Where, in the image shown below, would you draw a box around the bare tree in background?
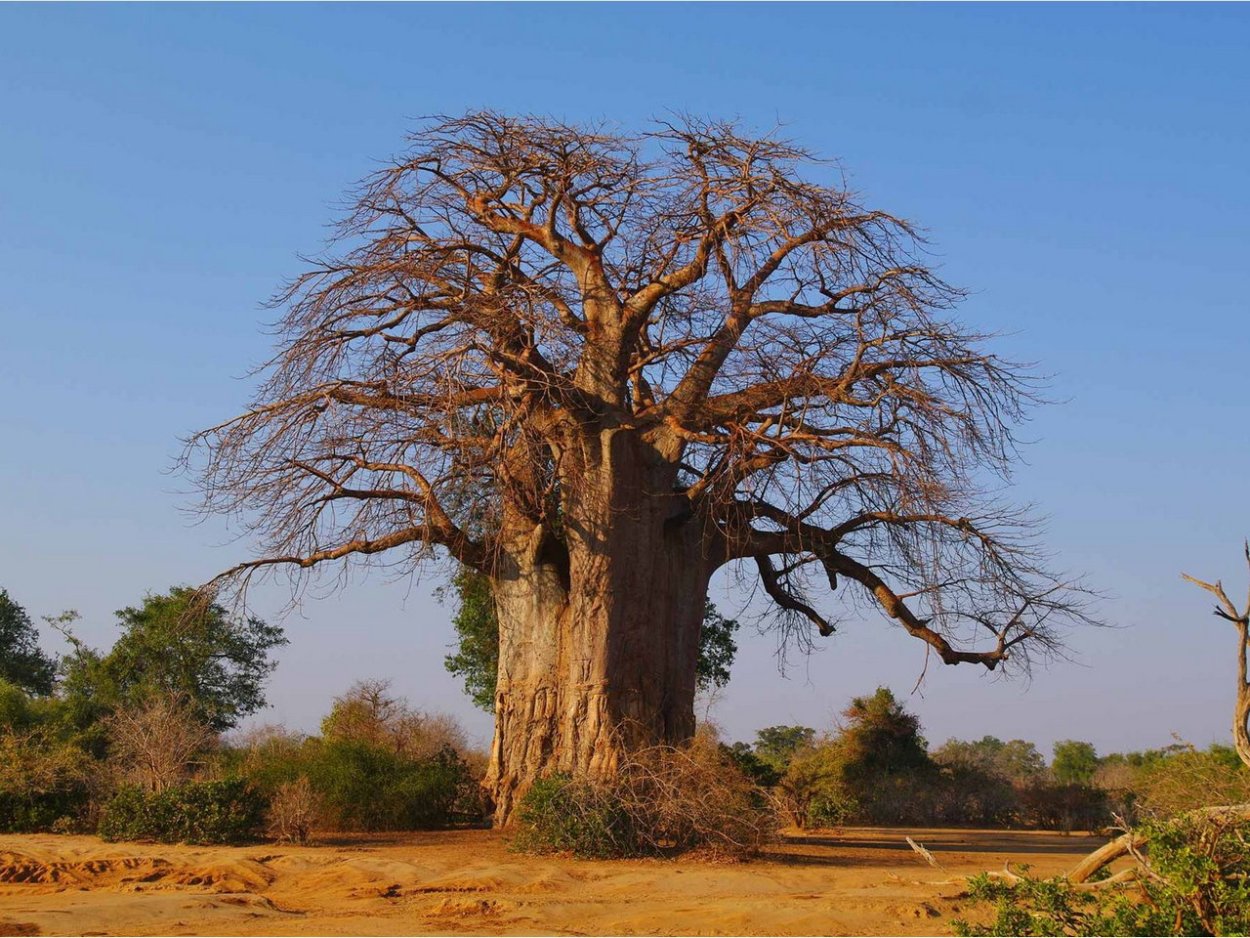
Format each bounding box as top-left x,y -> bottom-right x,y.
188,113 -> 1093,823
1183,542 -> 1250,769
321,678 -> 468,759
107,692 -> 214,793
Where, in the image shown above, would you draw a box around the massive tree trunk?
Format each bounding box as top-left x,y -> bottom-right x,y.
483,427 -> 712,824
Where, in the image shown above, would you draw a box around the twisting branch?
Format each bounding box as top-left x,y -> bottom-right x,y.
185,111 -> 1092,676
1182,540 -> 1250,769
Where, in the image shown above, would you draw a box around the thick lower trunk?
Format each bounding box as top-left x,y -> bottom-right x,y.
482,429 -> 711,825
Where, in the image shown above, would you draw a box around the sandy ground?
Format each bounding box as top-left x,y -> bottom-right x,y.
0,827 -> 1107,937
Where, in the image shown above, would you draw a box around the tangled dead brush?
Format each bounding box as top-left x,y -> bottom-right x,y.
266,775 -> 322,844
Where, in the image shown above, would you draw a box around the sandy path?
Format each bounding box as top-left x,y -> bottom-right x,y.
0,827 -> 1106,936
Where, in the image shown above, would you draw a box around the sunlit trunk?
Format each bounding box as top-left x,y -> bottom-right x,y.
482,428 -> 710,825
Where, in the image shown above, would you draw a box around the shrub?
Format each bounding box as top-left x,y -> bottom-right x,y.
513,774 -> 634,858
952,811 -> 1250,936
1017,782 -> 1110,833
0,789 -> 91,834
309,740 -> 470,831
1135,747 -> 1250,818
0,729 -> 97,833
778,740 -> 851,828
267,776 -> 321,844
806,790 -> 858,828
613,737 -> 776,857
99,778 -> 266,844
227,723 -> 474,832
514,739 -> 776,859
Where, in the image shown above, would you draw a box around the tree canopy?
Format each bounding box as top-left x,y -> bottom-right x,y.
186,113 -> 1097,818
838,687 -> 931,779
60,586 -> 287,732
1051,740 -> 1099,786
190,111 -> 1092,671
0,589 -> 56,696
933,735 -> 1046,783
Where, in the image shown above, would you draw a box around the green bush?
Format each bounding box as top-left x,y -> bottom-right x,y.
952,812 -> 1250,936
98,778 -> 266,844
806,790 -> 858,828
306,740 -> 469,831
0,789 -> 90,834
0,729 -> 97,833
512,774 -> 635,858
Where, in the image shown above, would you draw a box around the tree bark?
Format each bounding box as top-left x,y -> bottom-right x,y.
482,427 -> 712,825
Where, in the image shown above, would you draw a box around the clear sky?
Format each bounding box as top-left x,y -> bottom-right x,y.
2,4 -> 1248,758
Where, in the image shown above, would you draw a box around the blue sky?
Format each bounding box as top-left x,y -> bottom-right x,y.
2,4 -> 1247,756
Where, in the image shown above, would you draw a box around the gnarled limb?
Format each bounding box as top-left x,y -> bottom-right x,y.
1182,541 -> 1250,769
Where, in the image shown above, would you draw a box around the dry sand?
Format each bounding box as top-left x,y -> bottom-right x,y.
0,827 -> 1106,936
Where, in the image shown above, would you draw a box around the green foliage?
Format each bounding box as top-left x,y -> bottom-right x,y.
442,569 -> 498,711
695,601 -> 739,690
752,725 -> 816,776
60,586 -> 287,732
722,741 -> 782,787
444,569 -> 740,711
512,774 -> 634,859
777,738 -> 851,828
0,678 -> 35,731
229,718 -> 478,832
98,778 -> 266,845
0,589 -> 56,696
934,736 -> 1046,783
307,740 -> 469,831
953,813 -> 1250,936
1052,740 -> 1099,785
0,728 -> 96,833
840,687 -> 932,779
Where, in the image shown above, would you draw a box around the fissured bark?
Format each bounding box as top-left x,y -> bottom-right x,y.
482,427 -> 711,824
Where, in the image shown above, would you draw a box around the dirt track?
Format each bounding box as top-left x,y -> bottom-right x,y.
0,827 -> 1107,936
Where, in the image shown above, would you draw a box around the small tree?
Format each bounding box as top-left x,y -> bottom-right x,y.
106,692 -> 214,793
60,586 -> 287,732
752,725 -> 817,776
839,687 -> 931,780
321,678 -> 468,759
1051,740 -> 1099,786
0,589 -> 56,697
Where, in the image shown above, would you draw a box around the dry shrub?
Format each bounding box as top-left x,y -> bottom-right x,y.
1136,747 -> 1250,818
267,775 -> 321,844
616,735 -> 777,858
515,734 -> 776,860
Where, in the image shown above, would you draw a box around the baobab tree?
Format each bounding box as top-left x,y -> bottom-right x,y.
189,113 -> 1092,823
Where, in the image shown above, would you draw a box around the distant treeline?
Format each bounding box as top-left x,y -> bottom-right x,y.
721,687 -> 1249,831
3,586 -> 1246,844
